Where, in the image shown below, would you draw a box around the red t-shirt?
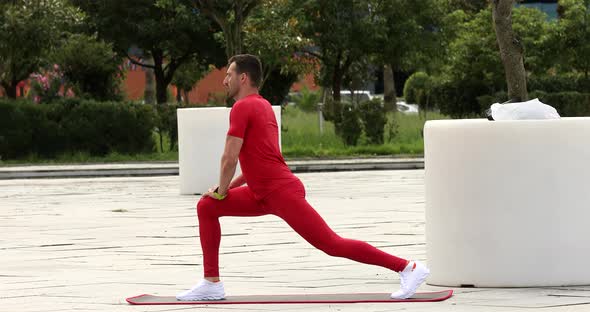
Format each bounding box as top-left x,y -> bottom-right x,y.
227,94 -> 298,200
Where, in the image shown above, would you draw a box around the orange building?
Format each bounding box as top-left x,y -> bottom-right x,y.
124,65 -> 318,105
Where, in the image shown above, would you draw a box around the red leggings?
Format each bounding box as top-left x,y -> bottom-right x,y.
196,179 -> 408,277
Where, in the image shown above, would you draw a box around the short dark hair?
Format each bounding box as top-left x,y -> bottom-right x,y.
228,54 -> 262,87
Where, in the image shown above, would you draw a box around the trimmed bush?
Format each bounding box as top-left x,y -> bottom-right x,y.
404,72 -> 433,110
0,99 -> 156,159
528,75 -> 590,93
337,105 -> 361,146
431,80 -> 491,118
476,91 -> 509,112
359,99 -> 386,145
529,91 -> 590,117
476,91 -> 590,117
155,104 -> 179,152
293,87 -> 322,112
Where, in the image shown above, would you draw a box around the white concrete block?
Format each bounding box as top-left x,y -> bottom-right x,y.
424,118 -> 590,287
177,106 -> 281,195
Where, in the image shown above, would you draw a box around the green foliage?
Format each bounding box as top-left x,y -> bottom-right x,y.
244,0 -> 313,86
172,59 -> 210,103
555,0 -> 590,77
0,0 -> 83,97
403,72 -> 433,109
476,91 -> 590,117
295,0 -> 379,102
293,87 -> 322,112
373,0 -> 444,73
529,91 -> 590,117
260,68 -> 299,106
154,104 -> 179,152
321,97 -> 340,123
442,0 -> 489,14
528,74 -> 590,93
74,0 -> 225,104
358,99 -> 386,145
52,34 -> 124,101
337,105 -> 362,146
0,99 -> 156,159
431,6 -> 558,117
190,0 -> 261,58
431,79 -> 490,118
281,106 -> 447,158
511,7 -> 556,75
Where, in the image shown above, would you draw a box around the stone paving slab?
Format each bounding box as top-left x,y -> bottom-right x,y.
1,170 -> 589,312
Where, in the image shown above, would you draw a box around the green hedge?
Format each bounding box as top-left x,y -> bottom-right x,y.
530,91 -> 590,117
528,75 -> 590,93
0,99 -> 156,160
477,91 -> 590,117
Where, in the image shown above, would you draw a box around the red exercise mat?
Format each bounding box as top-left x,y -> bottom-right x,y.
126,289 -> 453,305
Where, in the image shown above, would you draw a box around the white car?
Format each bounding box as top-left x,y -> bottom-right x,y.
371,94 -> 419,114
396,101 -> 419,114
340,90 -> 373,104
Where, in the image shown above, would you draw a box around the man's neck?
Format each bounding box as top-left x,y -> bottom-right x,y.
234,88 -> 259,101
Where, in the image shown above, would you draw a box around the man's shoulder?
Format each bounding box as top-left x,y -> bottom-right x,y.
234,95 -> 270,110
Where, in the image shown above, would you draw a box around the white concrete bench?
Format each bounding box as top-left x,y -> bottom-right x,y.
177,106 -> 281,195
424,118 -> 590,287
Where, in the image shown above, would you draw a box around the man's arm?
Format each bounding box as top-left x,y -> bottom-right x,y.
217,135 -> 243,195
229,174 -> 246,189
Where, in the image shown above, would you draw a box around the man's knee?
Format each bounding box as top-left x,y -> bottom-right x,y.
196,196 -> 216,218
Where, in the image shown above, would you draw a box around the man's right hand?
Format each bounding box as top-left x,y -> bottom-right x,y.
202,186 -> 218,198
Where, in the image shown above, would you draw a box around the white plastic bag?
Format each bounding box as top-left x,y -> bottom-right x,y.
489,98 -> 560,120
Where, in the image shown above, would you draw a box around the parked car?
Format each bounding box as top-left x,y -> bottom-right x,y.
396,101 -> 419,114
372,94 -> 420,114
340,90 -> 373,105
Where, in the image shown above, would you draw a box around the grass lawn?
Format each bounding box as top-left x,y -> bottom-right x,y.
281,105 -> 448,158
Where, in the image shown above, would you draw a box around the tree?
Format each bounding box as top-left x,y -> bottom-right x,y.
373,0 -> 444,111
443,0 -> 489,14
296,0 -> 379,117
191,0 -> 261,58
556,0 -> 590,79
74,0 -> 225,104
243,0 -> 312,88
492,0 -> 528,101
172,58 -> 211,105
0,0 -> 83,98
244,0 -> 314,105
52,34 -> 124,101
511,7 -> 555,76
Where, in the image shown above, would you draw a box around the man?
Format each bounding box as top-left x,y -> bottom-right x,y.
176,54 -> 429,301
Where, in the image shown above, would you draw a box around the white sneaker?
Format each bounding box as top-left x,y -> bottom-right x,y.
391,261 -> 430,299
176,279 -> 225,301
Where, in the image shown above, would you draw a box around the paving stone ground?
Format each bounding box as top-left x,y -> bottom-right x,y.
2,170 -> 589,312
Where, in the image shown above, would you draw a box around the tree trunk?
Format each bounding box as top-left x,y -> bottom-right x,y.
153,53 -> 168,105
183,90 -> 190,106
492,0 -> 528,101
383,64 -> 396,112
1,80 -> 18,99
332,62 -> 343,120
144,57 -> 156,105
176,88 -> 182,103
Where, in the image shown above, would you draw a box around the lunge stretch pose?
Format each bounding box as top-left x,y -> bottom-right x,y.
176,54 -> 430,301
